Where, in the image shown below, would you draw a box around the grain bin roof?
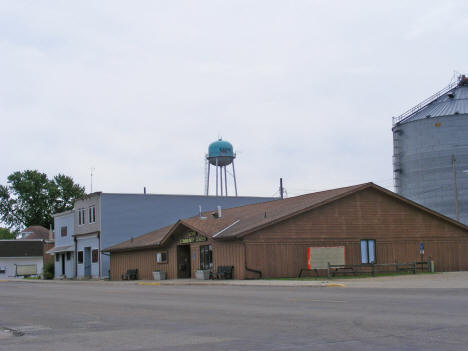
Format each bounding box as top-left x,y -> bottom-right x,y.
395,76 -> 468,125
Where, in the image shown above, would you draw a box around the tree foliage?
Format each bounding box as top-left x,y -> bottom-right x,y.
0,170 -> 85,230
0,227 -> 15,239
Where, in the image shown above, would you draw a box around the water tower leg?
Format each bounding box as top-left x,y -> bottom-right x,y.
205,162 -> 210,196
220,164 -> 224,196
232,160 -> 238,196
224,166 -> 228,196
216,158 -> 219,196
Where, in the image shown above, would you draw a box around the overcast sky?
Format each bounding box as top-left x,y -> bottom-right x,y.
1,1 -> 467,197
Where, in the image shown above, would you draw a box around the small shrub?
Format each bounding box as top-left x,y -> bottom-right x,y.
43,262 -> 54,280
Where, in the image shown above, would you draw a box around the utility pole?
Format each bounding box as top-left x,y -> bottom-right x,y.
280,178 -> 284,199
452,155 -> 460,221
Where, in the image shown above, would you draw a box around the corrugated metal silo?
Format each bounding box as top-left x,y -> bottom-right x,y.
393,75 -> 468,224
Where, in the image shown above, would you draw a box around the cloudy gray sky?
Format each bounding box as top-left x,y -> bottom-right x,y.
1,1 -> 467,197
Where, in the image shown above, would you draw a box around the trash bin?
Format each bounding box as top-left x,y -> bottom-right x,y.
152,271 -> 166,280
195,270 -> 210,280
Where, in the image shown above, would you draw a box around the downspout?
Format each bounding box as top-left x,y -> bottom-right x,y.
243,241 -> 262,279
99,194 -> 103,277
97,231 -> 101,279
74,236 -> 77,278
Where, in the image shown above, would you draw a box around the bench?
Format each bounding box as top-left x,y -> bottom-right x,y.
328,266 -> 357,277
122,269 -> 138,280
216,266 -> 234,280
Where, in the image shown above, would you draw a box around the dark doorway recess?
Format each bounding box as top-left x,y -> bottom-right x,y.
177,245 -> 191,278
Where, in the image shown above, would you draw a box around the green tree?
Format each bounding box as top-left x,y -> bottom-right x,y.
0,170 -> 85,230
0,227 -> 15,239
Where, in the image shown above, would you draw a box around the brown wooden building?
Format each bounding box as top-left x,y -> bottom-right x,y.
104,183 -> 468,280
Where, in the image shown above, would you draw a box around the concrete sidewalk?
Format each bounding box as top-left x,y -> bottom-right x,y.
2,271 -> 468,288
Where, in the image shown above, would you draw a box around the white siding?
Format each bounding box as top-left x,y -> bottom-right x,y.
0,257 -> 43,278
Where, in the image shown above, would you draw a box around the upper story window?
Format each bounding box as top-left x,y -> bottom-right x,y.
89,206 -> 96,223
360,239 -> 376,264
60,226 -> 67,237
78,208 -> 86,225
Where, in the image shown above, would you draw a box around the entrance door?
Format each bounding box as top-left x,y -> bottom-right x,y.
177,245 -> 191,278
61,253 -> 66,276
84,247 -> 92,277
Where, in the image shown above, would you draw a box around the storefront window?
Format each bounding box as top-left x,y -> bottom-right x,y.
156,251 -> 168,263
200,245 -> 213,270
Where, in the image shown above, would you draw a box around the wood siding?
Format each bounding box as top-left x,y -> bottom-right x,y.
110,226 -> 245,280
110,187 -> 468,280
243,188 -> 468,277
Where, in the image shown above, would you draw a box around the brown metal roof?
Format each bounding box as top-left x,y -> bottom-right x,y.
0,240 -> 44,257
104,183 -> 368,252
104,182 -> 468,253
20,225 -> 50,240
181,183 -> 368,240
104,224 -> 175,252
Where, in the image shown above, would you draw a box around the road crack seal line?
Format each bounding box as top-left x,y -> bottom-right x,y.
1,327 -> 24,337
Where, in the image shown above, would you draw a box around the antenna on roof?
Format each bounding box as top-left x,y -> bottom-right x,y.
90,167 -> 95,193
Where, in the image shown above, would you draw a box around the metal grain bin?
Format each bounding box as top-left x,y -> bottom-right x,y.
392,75 -> 468,224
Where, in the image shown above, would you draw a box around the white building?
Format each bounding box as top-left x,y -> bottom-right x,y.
0,240 -> 45,278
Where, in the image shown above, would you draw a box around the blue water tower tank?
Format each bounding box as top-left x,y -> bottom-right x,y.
207,139 -> 235,166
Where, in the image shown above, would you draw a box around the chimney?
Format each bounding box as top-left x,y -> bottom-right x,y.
49,224 -> 54,241
217,205 -> 222,218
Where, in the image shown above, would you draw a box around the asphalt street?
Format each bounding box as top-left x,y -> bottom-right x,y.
1,279 -> 467,350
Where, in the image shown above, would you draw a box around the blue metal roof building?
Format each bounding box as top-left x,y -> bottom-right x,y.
64,192 -> 277,278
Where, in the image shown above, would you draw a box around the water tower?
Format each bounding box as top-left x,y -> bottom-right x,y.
204,139 -> 238,196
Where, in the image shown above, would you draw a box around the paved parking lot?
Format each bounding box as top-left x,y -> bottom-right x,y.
1,274 -> 468,350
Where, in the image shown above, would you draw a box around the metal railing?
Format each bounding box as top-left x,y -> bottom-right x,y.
327,260 -> 433,278
392,81 -> 458,126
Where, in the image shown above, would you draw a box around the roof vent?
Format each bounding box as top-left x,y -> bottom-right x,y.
212,206 -> 222,218
448,92 -> 455,98
198,205 -> 207,220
